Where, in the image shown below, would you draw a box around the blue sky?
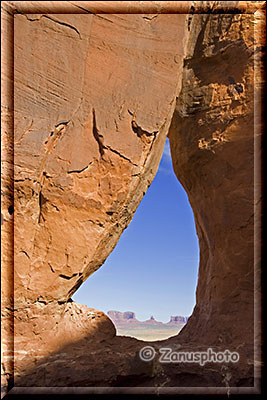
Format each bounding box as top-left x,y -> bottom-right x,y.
73,138 -> 199,323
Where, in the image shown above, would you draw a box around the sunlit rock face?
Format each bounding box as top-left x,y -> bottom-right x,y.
12,13 -> 187,307
1,0 -> 264,392
1,4 -> 190,391
168,3 -> 264,361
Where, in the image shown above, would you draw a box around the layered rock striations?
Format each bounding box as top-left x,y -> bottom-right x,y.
168,2 -> 264,358
1,0 -> 264,393
2,3 -> 190,391
12,12 -> 188,308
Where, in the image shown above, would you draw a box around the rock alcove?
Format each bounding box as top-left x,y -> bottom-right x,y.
72,137 -> 199,342
1,1 -> 263,392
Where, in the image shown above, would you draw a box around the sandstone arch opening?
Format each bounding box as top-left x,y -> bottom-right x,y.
73,138 -> 199,341
3,4 -> 261,391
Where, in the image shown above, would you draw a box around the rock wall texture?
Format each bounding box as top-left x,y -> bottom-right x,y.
168,1 -> 264,350
12,12 -> 187,307
1,0 -> 265,395
1,2 -> 190,393
166,0 -> 264,387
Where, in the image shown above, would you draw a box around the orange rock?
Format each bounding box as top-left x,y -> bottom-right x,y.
13,11 -> 188,306
1,0 -> 264,392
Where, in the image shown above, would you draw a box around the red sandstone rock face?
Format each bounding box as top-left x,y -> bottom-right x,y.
168,3 -> 264,356
13,12 -> 188,307
1,0 -> 264,394
1,2 -> 190,392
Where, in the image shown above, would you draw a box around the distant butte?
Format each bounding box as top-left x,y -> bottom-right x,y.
107,311 -> 188,326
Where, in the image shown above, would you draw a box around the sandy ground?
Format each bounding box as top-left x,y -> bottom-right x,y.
116,324 -> 183,341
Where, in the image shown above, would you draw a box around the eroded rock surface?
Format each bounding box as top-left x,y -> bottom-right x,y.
168,3 -> 264,359
1,0 -> 264,394
12,12 -> 188,307
2,3 -> 190,392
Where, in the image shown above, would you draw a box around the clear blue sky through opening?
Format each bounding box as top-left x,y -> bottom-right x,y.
73,138 -> 199,323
